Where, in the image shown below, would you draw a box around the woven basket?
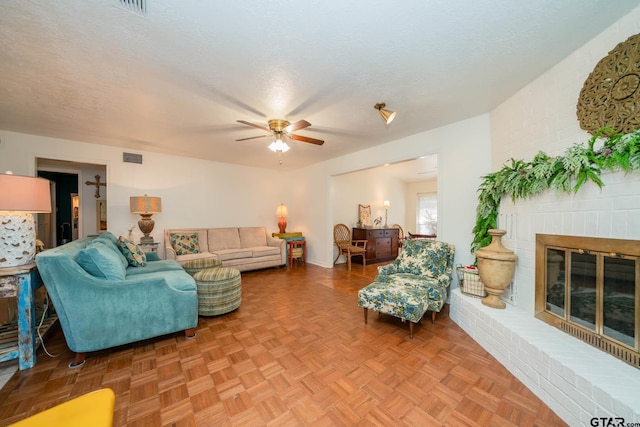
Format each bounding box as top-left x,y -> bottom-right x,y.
456,265 -> 486,298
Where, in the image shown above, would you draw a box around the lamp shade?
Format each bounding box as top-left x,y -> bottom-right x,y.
379,108 -> 396,124
268,138 -> 290,153
275,203 -> 288,218
0,173 -> 51,213
374,102 -> 396,125
383,200 -> 390,208
130,196 -> 162,214
0,173 -> 51,267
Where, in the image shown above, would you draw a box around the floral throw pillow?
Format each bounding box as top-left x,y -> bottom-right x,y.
117,236 -> 147,267
170,233 -> 200,256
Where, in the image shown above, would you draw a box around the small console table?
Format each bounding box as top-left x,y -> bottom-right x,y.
0,263 -> 56,370
272,232 -> 306,266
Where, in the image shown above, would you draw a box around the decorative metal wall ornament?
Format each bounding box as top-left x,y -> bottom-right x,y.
576,33 -> 640,136
85,174 -> 106,198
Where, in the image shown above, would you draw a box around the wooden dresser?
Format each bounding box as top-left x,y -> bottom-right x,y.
352,227 -> 399,264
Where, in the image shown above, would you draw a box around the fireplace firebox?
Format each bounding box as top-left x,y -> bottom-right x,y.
535,234 -> 639,368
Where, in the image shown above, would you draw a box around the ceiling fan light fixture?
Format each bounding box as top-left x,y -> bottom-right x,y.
268,137 -> 290,153
236,119 -> 324,146
374,102 -> 396,125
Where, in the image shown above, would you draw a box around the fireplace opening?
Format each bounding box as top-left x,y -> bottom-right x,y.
535,234 -> 639,369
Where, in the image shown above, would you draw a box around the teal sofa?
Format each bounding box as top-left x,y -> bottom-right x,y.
35,232 -> 198,367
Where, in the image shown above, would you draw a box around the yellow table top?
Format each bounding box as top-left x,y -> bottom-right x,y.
272,232 -> 303,238
10,388 -> 115,427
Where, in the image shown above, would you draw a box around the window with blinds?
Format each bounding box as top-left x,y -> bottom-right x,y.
416,192 -> 437,236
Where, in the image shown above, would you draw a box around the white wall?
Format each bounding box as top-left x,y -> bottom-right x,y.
333,168 -> 406,228
490,6 -> 640,314
294,114 -> 492,277
450,6 -> 640,425
1,111 -> 492,273
331,167 -> 438,259
0,130 -> 290,257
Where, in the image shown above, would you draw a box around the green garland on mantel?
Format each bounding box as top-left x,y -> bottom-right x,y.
471,127 -> 640,254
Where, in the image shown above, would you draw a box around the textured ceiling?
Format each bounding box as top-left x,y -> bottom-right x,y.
1,1 -> 638,171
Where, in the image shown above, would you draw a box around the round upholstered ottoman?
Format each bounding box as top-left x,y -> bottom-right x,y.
193,267 -> 241,316
182,258 -> 221,276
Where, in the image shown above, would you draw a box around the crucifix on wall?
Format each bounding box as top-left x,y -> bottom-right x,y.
85,174 -> 106,198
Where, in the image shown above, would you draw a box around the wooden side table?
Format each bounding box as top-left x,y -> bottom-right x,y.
272,233 -> 306,267
0,263 -> 55,370
138,242 -> 159,253
287,239 -> 306,266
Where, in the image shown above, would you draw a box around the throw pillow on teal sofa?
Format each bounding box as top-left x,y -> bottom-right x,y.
75,240 -> 127,280
117,236 -> 147,267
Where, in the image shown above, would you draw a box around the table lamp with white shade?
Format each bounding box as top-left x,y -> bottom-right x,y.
0,172 -> 52,268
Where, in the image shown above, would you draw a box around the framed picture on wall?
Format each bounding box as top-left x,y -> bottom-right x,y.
358,204 -> 371,227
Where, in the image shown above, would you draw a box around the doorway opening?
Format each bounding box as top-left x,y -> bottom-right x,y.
331,154 -> 438,265
36,159 -> 107,248
332,155 -> 438,234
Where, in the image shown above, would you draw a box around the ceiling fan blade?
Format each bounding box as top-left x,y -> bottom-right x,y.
236,134 -> 269,142
284,120 -> 311,133
237,120 -> 271,132
289,134 -> 324,145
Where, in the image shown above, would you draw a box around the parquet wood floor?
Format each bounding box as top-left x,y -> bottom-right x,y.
0,263 -> 566,426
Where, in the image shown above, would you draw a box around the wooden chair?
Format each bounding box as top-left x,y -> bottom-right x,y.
333,223 -> 367,270
391,224 -> 405,247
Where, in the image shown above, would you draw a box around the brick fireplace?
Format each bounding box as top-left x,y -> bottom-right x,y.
463,6 -> 640,424
450,170 -> 640,425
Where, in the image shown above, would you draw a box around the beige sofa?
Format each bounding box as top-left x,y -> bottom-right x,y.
164,227 -> 286,272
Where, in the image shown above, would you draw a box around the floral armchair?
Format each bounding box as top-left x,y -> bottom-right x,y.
357,238 -> 455,338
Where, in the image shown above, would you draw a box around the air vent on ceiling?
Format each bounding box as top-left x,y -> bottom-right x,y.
123,152 -> 143,164
118,0 -> 146,16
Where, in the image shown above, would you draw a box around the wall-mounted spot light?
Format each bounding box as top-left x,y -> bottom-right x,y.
374,102 -> 396,125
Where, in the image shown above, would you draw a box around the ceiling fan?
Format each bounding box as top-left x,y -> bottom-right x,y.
236,119 -> 325,150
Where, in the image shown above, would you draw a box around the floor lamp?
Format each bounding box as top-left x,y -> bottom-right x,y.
0,172 -> 52,268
